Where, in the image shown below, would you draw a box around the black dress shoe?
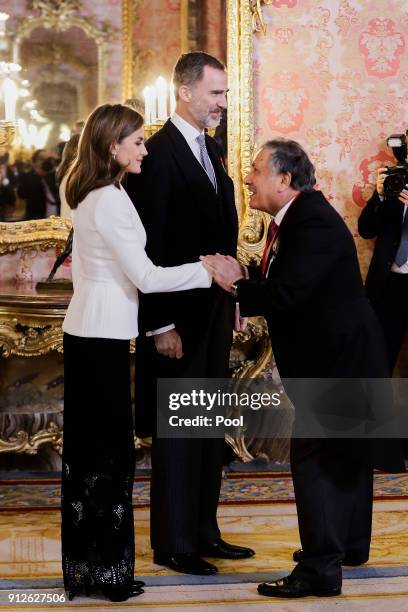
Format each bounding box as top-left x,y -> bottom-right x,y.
258,575 -> 341,598
200,538 -> 255,559
153,552 -> 218,575
293,548 -> 368,566
67,580 -> 145,602
101,582 -> 144,603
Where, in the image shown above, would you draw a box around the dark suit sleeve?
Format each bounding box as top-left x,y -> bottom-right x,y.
126,146 -> 177,332
358,190 -> 386,239
17,173 -> 30,199
247,265 -> 262,281
236,215 -> 343,316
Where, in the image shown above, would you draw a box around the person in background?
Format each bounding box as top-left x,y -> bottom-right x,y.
17,149 -> 60,219
358,165 -> 408,375
72,119 -> 85,135
123,98 -> 144,115
56,133 -> 80,218
62,103 -> 213,602
0,152 -> 17,221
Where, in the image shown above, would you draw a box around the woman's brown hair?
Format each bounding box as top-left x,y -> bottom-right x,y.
65,104 -> 144,209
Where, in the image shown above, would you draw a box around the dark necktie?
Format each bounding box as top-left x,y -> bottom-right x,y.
261,219 -> 279,275
196,134 -> 217,191
395,210 -> 408,267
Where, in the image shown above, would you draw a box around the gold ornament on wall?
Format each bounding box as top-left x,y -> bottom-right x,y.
31,0 -> 81,27
250,0 -> 273,34
228,0 -> 269,262
0,121 -> 16,155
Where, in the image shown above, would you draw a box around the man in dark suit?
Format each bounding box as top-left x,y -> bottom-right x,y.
126,51 -> 254,575
17,149 -> 60,220
0,152 -> 17,221
358,166 -> 408,373
202,139 -> 405,598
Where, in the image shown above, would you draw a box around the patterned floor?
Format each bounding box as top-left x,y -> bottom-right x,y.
0,472 -> 408,609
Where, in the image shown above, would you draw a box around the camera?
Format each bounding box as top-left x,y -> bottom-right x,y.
383,132 -> 408,198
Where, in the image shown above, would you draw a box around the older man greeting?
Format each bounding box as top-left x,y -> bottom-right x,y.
202,139 -> 404,599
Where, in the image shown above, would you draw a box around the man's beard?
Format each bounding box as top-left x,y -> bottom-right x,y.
203,112 -> 222,129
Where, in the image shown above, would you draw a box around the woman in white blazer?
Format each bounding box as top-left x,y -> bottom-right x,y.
61,104 -> 212,603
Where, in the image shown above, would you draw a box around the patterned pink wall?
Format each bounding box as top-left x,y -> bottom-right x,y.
253,0 -> 408,277
203,0 -> 226,62
132,0 -> 181,96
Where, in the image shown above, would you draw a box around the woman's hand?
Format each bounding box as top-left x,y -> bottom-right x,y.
200,253 -> 245,292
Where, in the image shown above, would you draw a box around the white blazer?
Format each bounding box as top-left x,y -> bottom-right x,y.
63,184 -> 211,339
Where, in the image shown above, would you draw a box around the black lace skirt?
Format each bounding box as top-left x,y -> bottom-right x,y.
62,333 -> 136,594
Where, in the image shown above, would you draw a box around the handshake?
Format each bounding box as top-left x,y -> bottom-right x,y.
200,253 -> 246,293
200,253 -> 248,333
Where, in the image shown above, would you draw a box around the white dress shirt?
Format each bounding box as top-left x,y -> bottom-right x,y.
63,184 -> 211,340
262,195 -> 298,279
274,195 -> 297,226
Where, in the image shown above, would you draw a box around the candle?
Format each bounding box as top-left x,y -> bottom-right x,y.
143,86 -> 151,124
169,80 -> 176,115
156,76 -> 167,121
150,85 -> 157,123
2,76 -> 17,122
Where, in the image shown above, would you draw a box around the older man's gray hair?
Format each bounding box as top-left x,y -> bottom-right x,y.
262,139 -> 316,192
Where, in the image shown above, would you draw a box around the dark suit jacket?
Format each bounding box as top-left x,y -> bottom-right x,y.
17,170 -> 60,220
125,119 -> 238,436
0,168 -> 16,220
236,189 -> 404,472
358,190 -> 403,303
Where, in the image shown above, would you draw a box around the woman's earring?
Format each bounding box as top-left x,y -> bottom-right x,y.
112,150 -> 117,160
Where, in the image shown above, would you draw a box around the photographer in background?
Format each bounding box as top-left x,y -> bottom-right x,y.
0,152 -> 17,221
358,133 -> 408,374
17,149 -> 60,219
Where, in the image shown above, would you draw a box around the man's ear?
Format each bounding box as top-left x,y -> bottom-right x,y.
281,172 -> 291,187
178,85 -> 192,102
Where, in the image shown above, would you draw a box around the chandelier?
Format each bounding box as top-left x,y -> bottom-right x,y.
0,12 -> 50,154
0,13 -> 20,150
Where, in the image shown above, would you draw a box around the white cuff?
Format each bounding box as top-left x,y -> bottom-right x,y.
146,324 -> 176,337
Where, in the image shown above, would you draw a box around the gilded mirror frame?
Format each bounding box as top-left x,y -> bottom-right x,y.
12,7 -> 109,105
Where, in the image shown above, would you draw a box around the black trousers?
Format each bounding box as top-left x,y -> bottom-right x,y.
136,298 -> 234,553
373,271 -> 408,373
142,334 -> 229,553
62,333 -> 136,593
150,436 -> 223,553
290,438 -> 373,589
